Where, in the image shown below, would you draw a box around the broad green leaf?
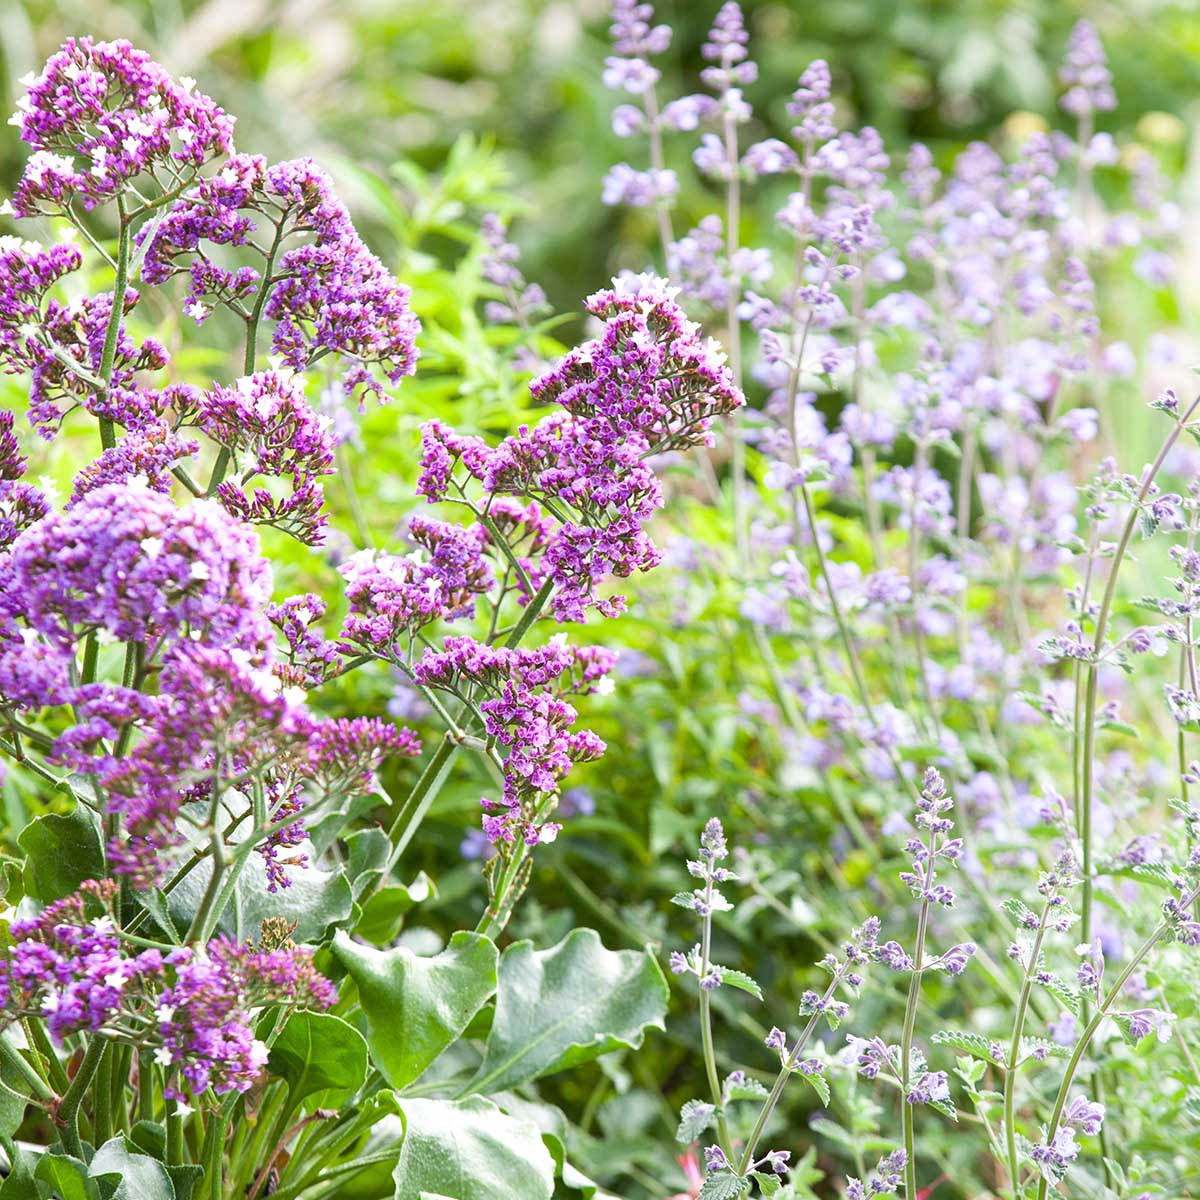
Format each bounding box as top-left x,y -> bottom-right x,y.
390,1096 -> 554,1200
168,849 -> 352,945
0,1069 -> 29,1142
468,928 -> 668,1094
89,1137 -> 176,1200
35,1154 -> 98,1200
19,804 -> 104,902
334,929 -> 498,1089
344,828 -> 392,899
356,873 -> 437,944
268,1011 -> 368,1104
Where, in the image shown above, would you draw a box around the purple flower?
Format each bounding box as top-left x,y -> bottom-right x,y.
140,155 -> 420,401
10,39 -> 234,217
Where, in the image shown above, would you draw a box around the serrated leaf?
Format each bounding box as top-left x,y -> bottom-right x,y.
676,1098 -> 717,1144
1001,898 -> 1037,928
670,891 -> 699,909
931,1030 -> 998,1062
714,967 -> 762,1000
752,1172 -> 783,1196
1040,975 -> 1081,1017
928,1097 -> 958,1121
696,1173 -> 750,1200
1019,1037 -> 1071,1061
725,1077 -> 769,1102
801,1071 -> 831,1106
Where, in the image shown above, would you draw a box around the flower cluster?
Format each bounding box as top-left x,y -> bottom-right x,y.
338,519 -> 495,657
139,154 -> 420,399
0,881 -> 333,1098
196,370 -> 336,543
418,277 -> 742,621
9,37 -> 235,216
413,635 -> 613,844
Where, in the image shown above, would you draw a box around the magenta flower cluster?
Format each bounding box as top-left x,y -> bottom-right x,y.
0,881 -> 333,1098
414,635 -> 614,845
419,278 -> 742,622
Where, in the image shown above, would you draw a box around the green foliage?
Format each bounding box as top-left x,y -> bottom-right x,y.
389,1096 -> 556,1200
466,928 -> 669,1095
333,929 -> 498,1090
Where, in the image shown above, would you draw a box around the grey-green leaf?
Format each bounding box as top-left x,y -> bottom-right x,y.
696,1174 -> 750,1200
390,1096 -> 554,1200
467,928 -> 668,1095
676,1098 -> 717,1144
89,1137 -> 176,1200
19,804 -> 103,902
714,967 -> 762,1001
268,1010 -> 368,1104
333,929 -> 498,1090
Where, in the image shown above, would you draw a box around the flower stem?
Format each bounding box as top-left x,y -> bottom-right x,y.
1033,899 -> 1190,1200
1004,900 -> 1052,1193
698,875 -> 733,1155
58,1036 -> 108,1159
737,976 -> 839,1174
1080,394 -> 1200,946
96,198 -> 130,452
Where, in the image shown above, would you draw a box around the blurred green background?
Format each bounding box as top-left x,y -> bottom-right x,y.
4,0 -> 1200,319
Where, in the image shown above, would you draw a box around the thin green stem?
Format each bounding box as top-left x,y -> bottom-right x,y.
738,976 -> 839,1174
1080,395 -> 1200,945
96,198 -> 131,451
1004,900 -> 1052,1193
698,875 -> 733,1155
1033,900 -> 1191,1200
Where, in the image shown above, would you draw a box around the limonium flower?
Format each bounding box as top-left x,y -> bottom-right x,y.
418,276 -> 742,621
0,881 -> 334,1098
413,635 -> 614,845
140,154 -> 420,400
9,37 -> 235,216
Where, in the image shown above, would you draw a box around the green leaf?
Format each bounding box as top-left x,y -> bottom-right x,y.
268,1011 -> 368,1104
467,928 -> 668,1095
696,1174 -> 750,1200
1019,1037 -> 1070,1061
34,1155 -> 98,1200
931,1030 -> 999,1062
1041,976 -> 1081,1017
169,851 -> 352,945
344,828 -> 392,899
927,1097 -> 958,1122
19,804 -> 104,902
89,1137 -> 176,1200
714,967 -> 762,1000
333,929 -> 498,1090
725,1076 -> 769,1102
801,1070 -> 831,1107
752,1173 -> 783,1197
390,1096 -> 554,1200
356,872 -> 437,944
676,1098 -> 717,1144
